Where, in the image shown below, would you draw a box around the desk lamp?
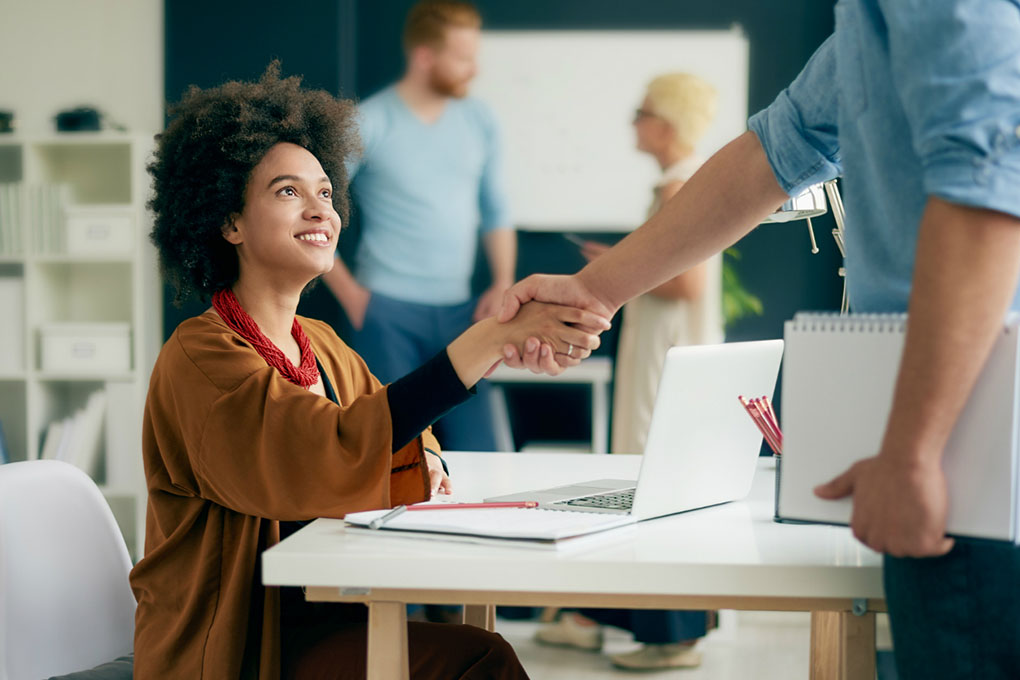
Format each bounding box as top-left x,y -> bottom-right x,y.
760,179 -> 849,313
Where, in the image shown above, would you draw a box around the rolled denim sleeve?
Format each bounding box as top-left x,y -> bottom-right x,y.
878,0 -> 1020,219
748,34 -> 843,197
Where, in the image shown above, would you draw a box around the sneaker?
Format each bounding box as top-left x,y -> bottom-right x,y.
534,614 -> 604,651
609,643 -> 703,670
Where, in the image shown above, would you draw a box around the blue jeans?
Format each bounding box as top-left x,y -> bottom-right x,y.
353,292 -> 498,452
579,608 -> 707,645
884,539 -> 1020,679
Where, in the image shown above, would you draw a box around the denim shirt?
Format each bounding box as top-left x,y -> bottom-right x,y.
748,0 -> 1020,313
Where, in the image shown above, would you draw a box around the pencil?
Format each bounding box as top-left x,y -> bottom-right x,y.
739,396 -> 782,455
751,398 -> 783,449
407,501 -> 539,510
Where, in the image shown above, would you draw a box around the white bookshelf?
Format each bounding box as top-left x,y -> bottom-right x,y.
0,132 -> 161,559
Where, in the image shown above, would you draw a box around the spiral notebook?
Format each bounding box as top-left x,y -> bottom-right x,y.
343,506 -> 635,547
779,313 -> 1020,543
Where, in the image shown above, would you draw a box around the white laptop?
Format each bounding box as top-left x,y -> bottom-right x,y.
485,340 -> 784,521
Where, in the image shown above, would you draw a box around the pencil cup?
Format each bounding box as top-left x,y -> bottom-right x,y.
771,456 -> 812,525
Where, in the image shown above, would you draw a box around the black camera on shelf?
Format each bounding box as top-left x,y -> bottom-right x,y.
0,110 -> 14,134
55,107 -> 102,132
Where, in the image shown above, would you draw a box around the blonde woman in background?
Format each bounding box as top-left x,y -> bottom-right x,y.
595,72 -> 724,456
535,73 -> 722,672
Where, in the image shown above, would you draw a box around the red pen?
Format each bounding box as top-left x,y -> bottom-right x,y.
407,501 -> 538,510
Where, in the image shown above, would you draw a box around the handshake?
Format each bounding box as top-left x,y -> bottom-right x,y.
495,272 -> 616,376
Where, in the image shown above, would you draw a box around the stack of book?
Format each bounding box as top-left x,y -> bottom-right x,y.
38,389 -> 107,478
0,183 -> 25,256
0,275 -> 23,374
0,182 -> 71,256
28,183 -> 71,255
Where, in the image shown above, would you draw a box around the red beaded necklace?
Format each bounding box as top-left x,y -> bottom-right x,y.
212,289 -> 319,389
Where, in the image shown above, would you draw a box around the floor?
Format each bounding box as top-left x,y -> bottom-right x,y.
495,611 -> 894,679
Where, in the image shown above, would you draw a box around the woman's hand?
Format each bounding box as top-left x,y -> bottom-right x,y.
447,300 -> 606,387
426,451 -> 452,497
497,274 -> 613,375
501,301 -> 602,368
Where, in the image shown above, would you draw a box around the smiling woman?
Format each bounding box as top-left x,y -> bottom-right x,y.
149,62 -> 356,306
220,143 -> 344,308
131,63 -> 597,679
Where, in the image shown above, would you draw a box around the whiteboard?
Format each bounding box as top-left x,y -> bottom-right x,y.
472,29 -> 749,231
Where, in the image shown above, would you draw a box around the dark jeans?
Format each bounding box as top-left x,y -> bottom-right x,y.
884,539 -> 1020,679
354,292 -> 498,451
579,608 -> 708,645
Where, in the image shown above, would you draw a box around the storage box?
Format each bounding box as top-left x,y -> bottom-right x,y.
64,205 -> 134,256
39,322 -> 131,374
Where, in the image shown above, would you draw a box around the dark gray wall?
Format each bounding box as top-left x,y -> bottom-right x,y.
163,0 -> 842,341
162,0 -> 842,444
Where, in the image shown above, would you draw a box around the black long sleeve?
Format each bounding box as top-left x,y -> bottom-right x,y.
386,348 -> 475,453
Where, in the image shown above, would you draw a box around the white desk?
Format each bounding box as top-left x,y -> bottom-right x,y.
263,452 -> 884,680
487,356 -> 613,453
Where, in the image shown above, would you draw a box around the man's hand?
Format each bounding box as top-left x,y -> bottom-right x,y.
473,282 -> 511,322
498,273 -> 613,324
580,240 -> 611,263
343,285 -> 371,331
814,454 -> 954,557
321,258 -> 373,331
425,452 -> 452,497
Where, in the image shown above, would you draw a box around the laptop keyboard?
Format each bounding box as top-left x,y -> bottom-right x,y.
554,488 -> 636,511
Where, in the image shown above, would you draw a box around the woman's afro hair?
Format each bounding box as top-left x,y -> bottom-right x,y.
148,61 -> 359,304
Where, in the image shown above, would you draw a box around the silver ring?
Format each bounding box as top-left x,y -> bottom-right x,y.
567,344 -> 574,357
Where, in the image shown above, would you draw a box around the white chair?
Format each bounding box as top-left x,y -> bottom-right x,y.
0,460 -> 136,680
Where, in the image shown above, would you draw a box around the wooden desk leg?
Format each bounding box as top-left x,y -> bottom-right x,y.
462,604 -> 496,631
367,601 -> 409,680
810,610 -> 876,680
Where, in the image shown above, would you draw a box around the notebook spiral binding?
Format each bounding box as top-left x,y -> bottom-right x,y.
790,312 -> 907,334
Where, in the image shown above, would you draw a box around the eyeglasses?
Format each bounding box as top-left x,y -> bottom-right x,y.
632,108 -> 660,122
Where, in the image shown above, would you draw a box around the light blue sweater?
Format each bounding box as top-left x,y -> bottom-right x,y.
347,86 -> 511,306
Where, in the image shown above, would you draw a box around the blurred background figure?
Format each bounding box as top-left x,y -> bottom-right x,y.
536,72 -> 722,672
599,72 -> 724,457
323,0 -> 514,452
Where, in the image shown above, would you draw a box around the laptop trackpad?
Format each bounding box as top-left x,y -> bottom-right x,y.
484,479 -> 637,504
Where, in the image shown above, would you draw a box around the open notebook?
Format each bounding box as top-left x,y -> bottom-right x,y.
343,506 -> 635,548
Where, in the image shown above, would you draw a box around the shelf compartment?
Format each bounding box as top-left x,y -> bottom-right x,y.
32,254 -> 134,264
32,141 -> 132,204
0,380 -> 28,462
0,145 -> 23,183
35,371 -> 135,382
0,268 -> 26,375
31,260 -> 132,325
29,379 -> 108,480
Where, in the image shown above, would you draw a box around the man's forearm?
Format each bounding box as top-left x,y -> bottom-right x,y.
577,131 -> 790,314
881,198 -> 1020,463
483,228 -> 517,286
